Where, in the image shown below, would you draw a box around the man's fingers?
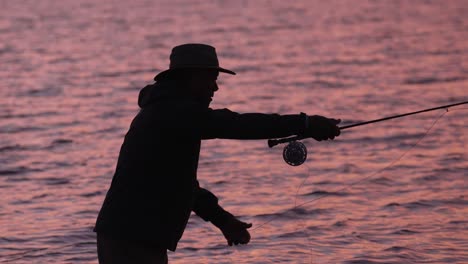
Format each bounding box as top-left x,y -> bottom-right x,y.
332,118 -> 341,124
328,118 -> 341,137
243,223 -> 253,229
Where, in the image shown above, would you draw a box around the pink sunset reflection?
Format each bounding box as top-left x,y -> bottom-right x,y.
1,0 -> 467,263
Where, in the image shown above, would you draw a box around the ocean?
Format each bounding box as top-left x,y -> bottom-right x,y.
1,0 -> 467,263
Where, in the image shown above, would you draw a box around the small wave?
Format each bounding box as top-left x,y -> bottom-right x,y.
48,56 -> 83,65
277,230 -> 307,239
448,220 -> 468,225
288,207 -> 309,216
313,180 -> 337,185
344,259 -> 388,264
80,191 -> 103,198
322,58 -> 381,66
0,236 -> 29,243
0,144 -> 29,152
0,166 -> 39,176
179,247 -> 199,252
10,198 -> 33,205
391,229 -> 419,235
95,68 -> 155,78
51,139 -> 73,145
213,180 -> 227,185
24,86 -> 63,97
75,209 -> 99,215
0,125 -> 44,134
416,174 -> 440,181
32,194 -> 48,199
0,111 -> 57,119
255,207 -> 328,219
398,197 -> 467,210
332,220 -> 348,227
0,44 -> 15,55
404,76 -> 465,85
339,163 -> 360,173
302,190 -> 348,197
42,177 -> 71,185
368,176 -> 394,186
251,95 -> 276,100
402,200 -> 434,209
384,246 -> 411,252
46,139 -> 74,150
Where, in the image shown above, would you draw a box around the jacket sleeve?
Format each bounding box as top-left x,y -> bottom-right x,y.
201,108 -> 307,140
192,182 -> 233,228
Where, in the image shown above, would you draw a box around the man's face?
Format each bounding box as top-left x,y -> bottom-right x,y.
188,69 -> 219,106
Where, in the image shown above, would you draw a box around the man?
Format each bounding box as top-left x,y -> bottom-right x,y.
94,43 -> 340,263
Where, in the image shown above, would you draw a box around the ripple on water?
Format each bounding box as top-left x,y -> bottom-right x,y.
1,166 -> 41,179
384,246 -> 412,252
255,207 -> 330,221
79,191 -> 104,198
22,86 -> 63,97
301,190 -> 350,197
0,111 -> 58,119
344,259 -> 395,264
383,196 -> 467,213
332,219 -> 349,227
367,176 -> 395,186
384,202 -> 401,207
41,177 -> 71,186
0,144 -> 31,152
390,229 -> 419,235
404,76 -> 466,85
51,139 -> 73,145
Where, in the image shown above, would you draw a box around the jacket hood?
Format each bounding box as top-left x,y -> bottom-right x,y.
138,80 -> 188,108
138,80 -> 214,109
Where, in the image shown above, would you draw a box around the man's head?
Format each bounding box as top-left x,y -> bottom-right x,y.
171,68 -> 220,106
155,44 -> 235,106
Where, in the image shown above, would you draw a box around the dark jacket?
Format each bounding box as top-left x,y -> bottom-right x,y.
94,80 -> 307,251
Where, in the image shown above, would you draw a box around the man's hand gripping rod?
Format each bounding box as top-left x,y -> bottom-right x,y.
268,101 -> 468,148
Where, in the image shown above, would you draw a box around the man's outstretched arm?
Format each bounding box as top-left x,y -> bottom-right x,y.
201,108 -> 340,141
192,183 -> 252,246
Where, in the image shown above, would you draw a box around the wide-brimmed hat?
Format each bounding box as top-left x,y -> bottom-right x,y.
154,43 -> 236,80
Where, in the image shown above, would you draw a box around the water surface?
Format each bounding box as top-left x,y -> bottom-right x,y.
1,0 -> 467,263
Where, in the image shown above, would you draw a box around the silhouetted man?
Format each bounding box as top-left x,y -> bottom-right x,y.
94,43 -> 341,264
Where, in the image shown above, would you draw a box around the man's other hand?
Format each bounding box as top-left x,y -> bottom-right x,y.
218,216 -> 252,246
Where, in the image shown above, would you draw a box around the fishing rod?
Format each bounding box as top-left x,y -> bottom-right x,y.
269,101 -> 468,166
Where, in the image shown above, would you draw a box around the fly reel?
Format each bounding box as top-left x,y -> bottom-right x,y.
282,141 -> 307,166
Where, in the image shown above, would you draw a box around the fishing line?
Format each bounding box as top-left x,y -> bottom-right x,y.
292,163 -> 315,264
253,105 -> 467,232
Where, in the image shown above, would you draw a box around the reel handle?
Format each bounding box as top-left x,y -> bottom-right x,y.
268,136 -> 304,148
